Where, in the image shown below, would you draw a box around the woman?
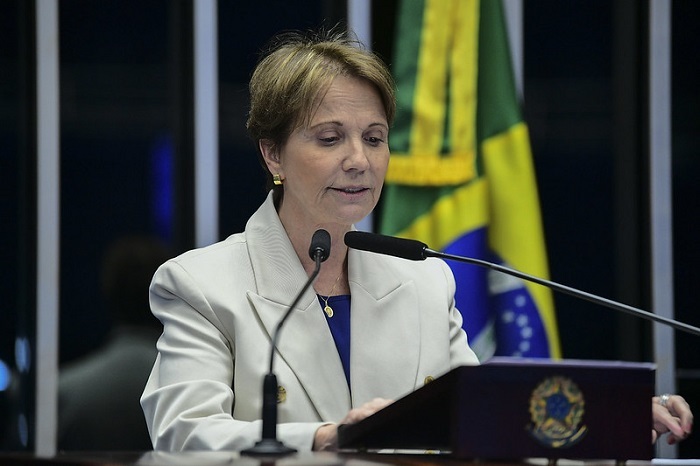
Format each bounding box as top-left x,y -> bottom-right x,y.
141,29 -> 692,452
141,30 -> 479,452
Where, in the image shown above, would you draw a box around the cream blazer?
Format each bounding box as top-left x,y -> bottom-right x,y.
141,193 -> 479,452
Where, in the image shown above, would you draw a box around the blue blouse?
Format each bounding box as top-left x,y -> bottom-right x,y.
317,294 -> 351,386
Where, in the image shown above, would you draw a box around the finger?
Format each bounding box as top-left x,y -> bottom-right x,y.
652,398 -> 693,444
367,397 -> 394,411
667,396 -> 694,433
658,396 -> 693,437
342,398 -> 393,424
652,401 -> 681,436
353,398 -> 392,418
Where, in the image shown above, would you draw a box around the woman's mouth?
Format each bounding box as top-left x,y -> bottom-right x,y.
337,187 -> 367,193
331,186 -> 370,198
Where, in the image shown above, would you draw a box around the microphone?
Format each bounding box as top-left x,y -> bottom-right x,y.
344,231 -> 700,337
242,229 -> 331,456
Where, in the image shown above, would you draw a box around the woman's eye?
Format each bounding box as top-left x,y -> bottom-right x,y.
365,136 -> 385,145
319,136 -> 339,145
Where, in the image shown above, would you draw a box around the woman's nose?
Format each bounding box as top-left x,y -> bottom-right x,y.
342,139 -> 371,171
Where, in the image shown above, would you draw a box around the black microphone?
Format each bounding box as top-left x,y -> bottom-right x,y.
242,229 -> 331,456
344,230 -> 700,337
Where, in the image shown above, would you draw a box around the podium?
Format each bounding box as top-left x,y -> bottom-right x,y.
338,358 -> 655,461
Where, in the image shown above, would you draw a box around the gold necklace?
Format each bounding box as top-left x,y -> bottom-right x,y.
320,272 -> 342,318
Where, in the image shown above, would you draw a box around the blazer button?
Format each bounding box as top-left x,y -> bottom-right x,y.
424,376 -> 435,385
277,385 -> 287,404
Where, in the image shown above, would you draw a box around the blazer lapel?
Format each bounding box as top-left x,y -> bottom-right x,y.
347,248 -> 421,406
245,197 -> 350,421
247,292 -> 351,421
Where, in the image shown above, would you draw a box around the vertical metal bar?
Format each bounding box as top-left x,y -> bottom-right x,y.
649,0 -> 676,459
194,0 -> 219,247
348,0 -> 374,232
35,0 -> 60,457
348,0 -> 371,47
503,0 -> 523,99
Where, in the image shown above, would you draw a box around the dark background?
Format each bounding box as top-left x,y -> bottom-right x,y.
1,0 -> 698,456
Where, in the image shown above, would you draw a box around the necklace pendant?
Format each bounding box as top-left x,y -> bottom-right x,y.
324,304 -> 334,318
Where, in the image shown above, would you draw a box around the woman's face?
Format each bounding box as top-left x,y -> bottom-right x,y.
262,75 -> 390,230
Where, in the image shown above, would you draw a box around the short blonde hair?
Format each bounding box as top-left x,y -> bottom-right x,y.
246,28 -> 396,193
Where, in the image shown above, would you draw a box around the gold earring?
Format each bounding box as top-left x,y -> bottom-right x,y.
272,174 -> 283,186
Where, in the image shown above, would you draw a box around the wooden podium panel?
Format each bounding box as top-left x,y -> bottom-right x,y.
338,358 -> 655,461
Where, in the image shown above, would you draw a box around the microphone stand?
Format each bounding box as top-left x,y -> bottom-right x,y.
424,248 -> 700,337
242,233 -> 328,456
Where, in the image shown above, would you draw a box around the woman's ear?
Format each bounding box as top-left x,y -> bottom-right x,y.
259,139 -> 281,174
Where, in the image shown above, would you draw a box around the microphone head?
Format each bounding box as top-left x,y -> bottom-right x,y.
308,229 -> 331,262
344,231 -> 427,261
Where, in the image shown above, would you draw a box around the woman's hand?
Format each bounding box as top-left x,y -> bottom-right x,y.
313,398 -> 393,451
652,394 -> 693,444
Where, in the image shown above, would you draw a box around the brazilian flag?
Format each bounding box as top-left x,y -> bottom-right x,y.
380,0 -> 561,360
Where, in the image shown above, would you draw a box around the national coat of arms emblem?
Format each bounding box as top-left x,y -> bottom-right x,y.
528,376 -> 587,448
